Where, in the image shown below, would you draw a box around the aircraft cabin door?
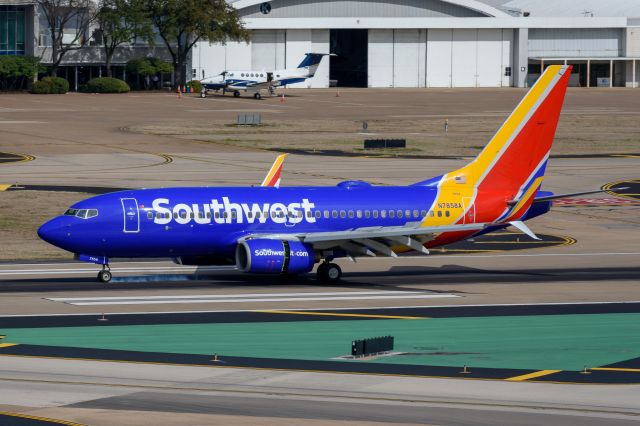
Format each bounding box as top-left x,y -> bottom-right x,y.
121,198 -> 140,233
462,197 -> 476,224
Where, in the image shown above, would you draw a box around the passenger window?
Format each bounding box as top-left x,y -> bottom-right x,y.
373,210 -> 378,218
215,212 -> 220,219
232,212 -> 237,219
340,210 -> 346,218
156,212 -> 162,219
348,210 -> 354,218
365,210 -> 370,218
421,210 -> 427,218
380,210 -> 386,218
397,210 -> 403,218
223,212 -> 228,219
206,212 -> 211,219
389,210 -> 395,218
173,212 -> 179,219
445,210 -> 450,217
315,210 -> 321,218
437,211 -> 442,217
180,212 -> 187,219
429,211 -> 434,217
147,212 -> 153,219
271,211 -> 277,219
324,210 -> 329,219
247,212 -> 253,219
357,210 -> 362,218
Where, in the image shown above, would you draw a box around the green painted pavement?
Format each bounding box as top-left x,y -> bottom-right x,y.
3,313 -> 639,371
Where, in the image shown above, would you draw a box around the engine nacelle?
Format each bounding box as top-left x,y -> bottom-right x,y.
236,239 -> 315,274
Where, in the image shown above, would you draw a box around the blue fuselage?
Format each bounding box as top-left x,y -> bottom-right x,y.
38,182 -> 552,261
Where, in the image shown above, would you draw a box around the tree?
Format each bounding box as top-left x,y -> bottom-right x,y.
96,0 -> 154,77
126,57 -> 171,89
37,0 -> 97,76
145,0 -> 249,87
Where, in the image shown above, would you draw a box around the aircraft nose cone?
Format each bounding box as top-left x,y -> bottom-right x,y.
38,217 -> 69,248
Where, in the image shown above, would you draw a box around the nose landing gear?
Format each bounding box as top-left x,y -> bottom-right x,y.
317,262 -> 342,282
97,265 -> 112,283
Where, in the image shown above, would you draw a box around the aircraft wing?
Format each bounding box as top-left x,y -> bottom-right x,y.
242,222 -> 488,258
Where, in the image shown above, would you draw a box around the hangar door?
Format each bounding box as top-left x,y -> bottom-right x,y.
427,29 -> 511,87
368,29 -> 425,87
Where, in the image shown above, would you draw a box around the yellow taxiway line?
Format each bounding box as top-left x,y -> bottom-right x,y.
256,309 -> 427,320
505,369 -> 561,382
0,411 -> 85,426
591,367 -> 640,373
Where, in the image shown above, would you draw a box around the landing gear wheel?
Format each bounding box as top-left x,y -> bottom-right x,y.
200,91 -> 206,98
233,91 -> 241,98
253,92 -> 262,100
97,269 -> 112,283
317,262 -> 342,282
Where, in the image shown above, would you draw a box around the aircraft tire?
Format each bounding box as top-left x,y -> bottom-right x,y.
254,93 -> 261,100
97,270 -> 112,283
200,92 -> 206,98
318,263 -> 341,282
233,91 -> 241,98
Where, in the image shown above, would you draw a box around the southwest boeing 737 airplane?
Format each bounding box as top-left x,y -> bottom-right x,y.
200,53 -> 332,99
40,65 -> 592,283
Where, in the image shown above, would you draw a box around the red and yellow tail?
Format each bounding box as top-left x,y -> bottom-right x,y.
423,64 -> 572,230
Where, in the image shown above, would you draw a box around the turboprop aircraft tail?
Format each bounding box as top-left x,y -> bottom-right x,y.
416,65 -> 572,225
297,53 -> 332,77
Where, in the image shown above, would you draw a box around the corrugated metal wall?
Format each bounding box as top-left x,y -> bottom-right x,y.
529,28 -> 623,58
240,0 -> 485,18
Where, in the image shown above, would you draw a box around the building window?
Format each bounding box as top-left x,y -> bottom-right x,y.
0,6 -> 26,55
505,67 -> 512,77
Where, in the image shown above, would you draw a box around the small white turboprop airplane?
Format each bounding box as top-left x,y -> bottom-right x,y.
200,53 -> 332,99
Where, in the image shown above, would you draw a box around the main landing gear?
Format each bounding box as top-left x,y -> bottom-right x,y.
97,265 -> 112,283
253,92 -> 262,100
233,91 -> 241,98
317,262 -> 342,282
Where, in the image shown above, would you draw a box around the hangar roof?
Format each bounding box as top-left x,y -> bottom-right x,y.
482,0 -> 640,18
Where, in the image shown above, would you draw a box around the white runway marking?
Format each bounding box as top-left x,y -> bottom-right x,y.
47,291 -> 459,306
1,300 -> 637,318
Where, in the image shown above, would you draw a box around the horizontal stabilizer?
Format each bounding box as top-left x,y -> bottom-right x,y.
532,188 -> 628,203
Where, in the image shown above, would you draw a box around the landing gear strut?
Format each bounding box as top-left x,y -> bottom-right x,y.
97,265 -> 112,283
317,262 -> 342,282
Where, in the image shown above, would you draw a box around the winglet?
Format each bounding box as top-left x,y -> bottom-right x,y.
509,221 -> 540,240
261,154 -> 287,188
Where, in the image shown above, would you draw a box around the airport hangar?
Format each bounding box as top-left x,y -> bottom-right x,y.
192,0 -> 640,89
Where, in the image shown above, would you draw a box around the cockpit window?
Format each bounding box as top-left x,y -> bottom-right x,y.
64,208 -> 98,219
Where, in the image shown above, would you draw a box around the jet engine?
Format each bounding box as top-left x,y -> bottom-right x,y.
236,239 -> 315,274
